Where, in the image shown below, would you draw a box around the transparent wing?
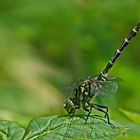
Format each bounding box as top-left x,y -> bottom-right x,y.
97,79 -> 118,97
68,74 -> 99,91
107,76 -> 123,82
66,78 -> 85,92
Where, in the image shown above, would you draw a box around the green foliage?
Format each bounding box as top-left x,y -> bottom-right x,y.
0,120 -> 25,140
0,115 -> 127,140
115,109 -> 140,140
119,108 -> 140,125
0,0 -> 140,139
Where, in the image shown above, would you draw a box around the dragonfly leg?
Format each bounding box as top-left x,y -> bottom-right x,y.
82,103 -> 107,124
83,103 -> 115,128
90,103 -> 115,128
82,103 -> 91,124
93,103 -> 108,118
89,104 -> 110,123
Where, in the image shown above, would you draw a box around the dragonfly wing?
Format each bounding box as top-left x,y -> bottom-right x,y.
97,81 -> 118,97
107,76 -> 123,82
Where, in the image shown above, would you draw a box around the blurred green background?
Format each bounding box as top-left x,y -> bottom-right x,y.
0,0 -> 140,139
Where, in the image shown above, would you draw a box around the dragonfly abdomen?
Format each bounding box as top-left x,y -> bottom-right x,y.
98,22 -> 140,80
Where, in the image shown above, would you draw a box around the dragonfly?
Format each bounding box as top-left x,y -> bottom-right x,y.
64,23 -> 140,126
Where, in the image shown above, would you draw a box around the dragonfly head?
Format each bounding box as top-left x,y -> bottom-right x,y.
64,97 -> 76,115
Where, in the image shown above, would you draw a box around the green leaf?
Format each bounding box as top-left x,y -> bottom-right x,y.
24,115 -> 127,140
119,108 -> 140,125
0,115 -> 128,140
0,120 -> 25,140
114,121 -> 140,140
